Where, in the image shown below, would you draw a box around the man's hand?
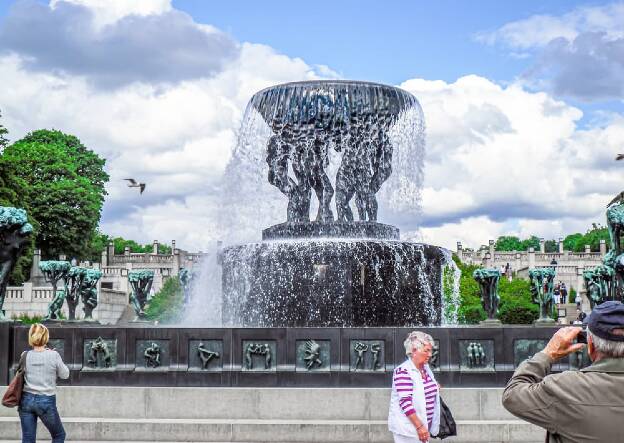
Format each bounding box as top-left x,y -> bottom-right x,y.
543,326 -> 586,361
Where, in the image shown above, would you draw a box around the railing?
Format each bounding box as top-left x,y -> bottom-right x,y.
108,254 -> 175,264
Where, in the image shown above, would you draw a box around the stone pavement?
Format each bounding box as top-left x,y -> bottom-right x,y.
0,386 -> 543,442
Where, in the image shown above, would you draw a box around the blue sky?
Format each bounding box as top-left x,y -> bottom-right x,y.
0,0 -> 622,250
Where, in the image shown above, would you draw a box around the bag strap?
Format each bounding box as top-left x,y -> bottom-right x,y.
17,351 -> 28,374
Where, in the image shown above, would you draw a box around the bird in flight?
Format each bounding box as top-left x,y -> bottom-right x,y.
607,154 -> 624,206
124,178 -> 146,194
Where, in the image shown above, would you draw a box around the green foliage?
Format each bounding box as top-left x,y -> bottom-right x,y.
11,313 -> 44,324
544,240 -> 558,253
455,255 -> 538,324
0,129 -> 109,260
144,277 -> 184,323
494,235 -> 540,252
111,237 -> 173,255
569,287 -> 577,304
494,236 -> 523,252
563,224 -> 609,252
454,257 -> 486,324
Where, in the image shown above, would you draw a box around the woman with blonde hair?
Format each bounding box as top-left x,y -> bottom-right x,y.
19,323 -> 69,443
388,331 -> 440,443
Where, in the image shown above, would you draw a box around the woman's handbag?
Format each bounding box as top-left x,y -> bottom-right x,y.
436,395 -> 457,439
2,351 -> 27,408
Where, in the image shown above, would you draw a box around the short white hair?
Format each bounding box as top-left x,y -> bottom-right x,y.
589,329 -> 624,358
404,331 -> 434,356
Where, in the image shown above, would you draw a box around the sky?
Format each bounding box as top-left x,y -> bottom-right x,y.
0,0 -> 623,251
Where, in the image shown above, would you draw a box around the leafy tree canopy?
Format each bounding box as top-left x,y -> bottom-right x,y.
494,235 -> 540,252
1,129 -> 109,260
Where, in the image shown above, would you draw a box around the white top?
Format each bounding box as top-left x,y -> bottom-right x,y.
388,358 -> 440,438
23,349 -> 69,396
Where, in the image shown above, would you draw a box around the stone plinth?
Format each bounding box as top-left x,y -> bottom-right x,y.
262,221 -> 400,241
222,240 -> 445,327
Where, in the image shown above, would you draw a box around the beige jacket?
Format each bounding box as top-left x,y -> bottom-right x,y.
503,351 -> 624,442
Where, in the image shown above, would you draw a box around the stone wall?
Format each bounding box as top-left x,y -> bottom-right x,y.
2,324 -> 576,388
2,284 -> 128,324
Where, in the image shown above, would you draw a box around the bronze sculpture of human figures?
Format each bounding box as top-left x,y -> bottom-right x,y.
529,268 -> 556,323
303,340 -> 322,370
370,343 -> 382,370
128,270 -> 154,320
197,342 -> 220,369
473,268 -> 501,320
88,337 -> 112,368
467,342 -> 485,368
80,269 -> 102,320
144,342 -> 161,368
43,290 -> 66,321
0,207 -> 33,320
353,341 -> 368,370
244,343 -> 272,370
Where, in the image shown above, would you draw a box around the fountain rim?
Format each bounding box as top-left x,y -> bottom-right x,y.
251,79 -> 416,97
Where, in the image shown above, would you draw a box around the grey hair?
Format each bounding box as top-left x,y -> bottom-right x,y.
404,331 -> 434,356
588,329 -> 624,358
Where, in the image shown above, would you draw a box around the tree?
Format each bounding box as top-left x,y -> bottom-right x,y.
494,236 -> 523,252
521,236 -> 540,251
1,130 -> 109,260
563,233 -> 583,252
544,240 -> 558,253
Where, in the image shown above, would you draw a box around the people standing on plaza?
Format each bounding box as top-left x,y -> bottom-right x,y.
575,291 -> 582,309
503,301 -> 624,442
505,263 -> 512,281
388,331 -> 440,443
553,283 -> 561,305
560,282 -> 568,304
19,323 -> 69,443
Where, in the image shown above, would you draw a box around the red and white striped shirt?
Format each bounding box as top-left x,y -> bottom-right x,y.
421,369 -> 438,427
393,366 -> 416,416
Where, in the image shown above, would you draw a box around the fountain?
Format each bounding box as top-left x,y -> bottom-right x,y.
220,80 -> 452,327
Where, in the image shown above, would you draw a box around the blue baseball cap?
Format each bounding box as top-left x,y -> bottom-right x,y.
587,301 -> 624,342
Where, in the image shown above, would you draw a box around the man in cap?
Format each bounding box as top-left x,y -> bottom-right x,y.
503,301 -> 624,442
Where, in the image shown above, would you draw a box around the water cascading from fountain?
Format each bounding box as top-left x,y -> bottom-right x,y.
209,80 -> 455,327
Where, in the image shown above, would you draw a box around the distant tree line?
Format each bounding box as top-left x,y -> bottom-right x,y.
493,224 -> 610,253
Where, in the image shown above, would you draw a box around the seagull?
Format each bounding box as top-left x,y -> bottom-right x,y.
124,178 -> 146,194
617,154 -> 624,161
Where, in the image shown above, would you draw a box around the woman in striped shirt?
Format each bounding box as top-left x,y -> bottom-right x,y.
388,331 -> 440,443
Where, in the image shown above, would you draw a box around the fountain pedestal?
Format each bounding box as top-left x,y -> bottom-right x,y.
222,238 -> 446,327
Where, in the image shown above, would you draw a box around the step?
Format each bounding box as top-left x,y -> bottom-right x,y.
0,417 -> 544,442
0,387 -> 516,421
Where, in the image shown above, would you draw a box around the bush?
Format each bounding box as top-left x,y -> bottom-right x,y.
144,277 -> 183,323
11,314 -> 44,324
497,301 -> 539,324
569,288 -> 577,304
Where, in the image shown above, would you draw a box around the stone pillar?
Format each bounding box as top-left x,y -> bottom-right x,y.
600,239 -> 607,256
577,267 -> 587,311
584,244 -> 591,254
29,249 -> 46,286
171,240 -> 176,254
488,239 -> 495,257
22,282 -> 33,302
101,250 -> 108,268
539,238 -> 545,253
124,246 -> 130,256
528,247 -> 535,269
106,241 -> 114,264
558,237 -> 564,253
456,242 -> 463,262
173,249 -> 180,275
484,252 -> 491,268
514,253 -> 521,274
153,240 -> 159,255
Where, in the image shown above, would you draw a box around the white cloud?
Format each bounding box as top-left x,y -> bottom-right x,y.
1,0 -> 623,254
478,2 -> 624,49
401,75 -> 624,248
50,0 -> 172,29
